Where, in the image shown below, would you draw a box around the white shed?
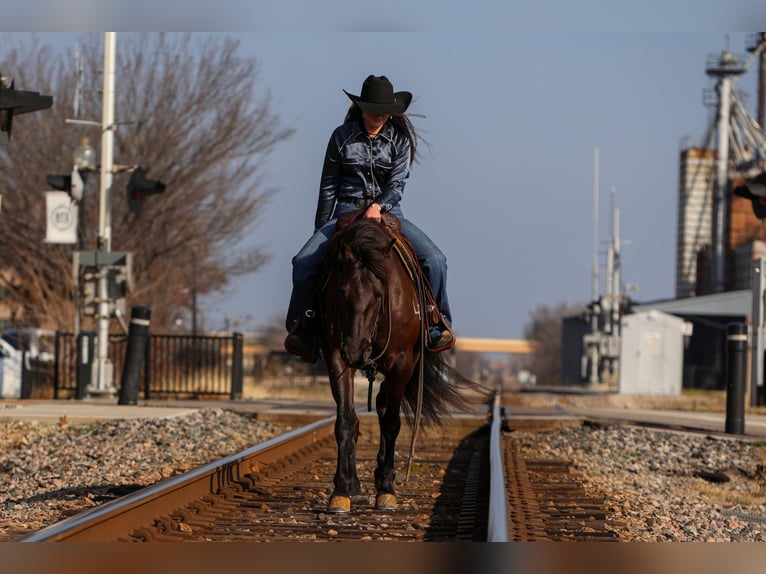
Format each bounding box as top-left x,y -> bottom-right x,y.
619,310 -> 688,396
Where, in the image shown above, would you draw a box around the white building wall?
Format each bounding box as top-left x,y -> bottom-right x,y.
619,310 -> 686,396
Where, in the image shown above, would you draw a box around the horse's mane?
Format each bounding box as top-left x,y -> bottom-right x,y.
334,219 -> 393,281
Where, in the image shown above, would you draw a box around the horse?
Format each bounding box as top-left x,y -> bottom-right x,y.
317,214 -> 488,513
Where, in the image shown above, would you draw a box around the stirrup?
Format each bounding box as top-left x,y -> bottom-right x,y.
428,330 -> 454,352
428,319 -> 455,353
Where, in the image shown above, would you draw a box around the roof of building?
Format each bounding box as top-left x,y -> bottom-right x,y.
633,289 -> 751,317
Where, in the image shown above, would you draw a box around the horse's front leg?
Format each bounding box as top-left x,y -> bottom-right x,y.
327,355 -> 361,513
374,367 -> 407,511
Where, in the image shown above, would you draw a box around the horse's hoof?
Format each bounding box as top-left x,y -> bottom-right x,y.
327,495 -> 351,513
375,493 -> 397,511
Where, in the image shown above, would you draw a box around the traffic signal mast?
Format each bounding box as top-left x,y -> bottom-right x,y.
47,33 -> 165,397
0,74 -> 53,139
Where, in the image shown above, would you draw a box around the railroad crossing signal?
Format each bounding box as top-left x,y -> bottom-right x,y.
0,75 -> 53,140
126,166 -> 165,214
74,251 -> 133,318
734,172 -> 766,219
47,170 -> 85,202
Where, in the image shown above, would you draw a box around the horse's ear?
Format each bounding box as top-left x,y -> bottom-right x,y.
339,239 -> 354,261
384,238 -> 397,256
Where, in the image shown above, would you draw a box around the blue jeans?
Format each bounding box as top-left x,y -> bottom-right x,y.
285,205 -> 452,332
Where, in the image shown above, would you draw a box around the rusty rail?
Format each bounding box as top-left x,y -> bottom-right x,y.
19,416 -> 336,542
18,401 -> 618,542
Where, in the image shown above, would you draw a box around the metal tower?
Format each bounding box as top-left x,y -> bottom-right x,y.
706,49 -> 745,293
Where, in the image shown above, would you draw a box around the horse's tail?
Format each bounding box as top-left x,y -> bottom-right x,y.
401,352 -> 493,427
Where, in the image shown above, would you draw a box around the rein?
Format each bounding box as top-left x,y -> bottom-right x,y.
404,270 -> 426,483
366,295 -> 393,364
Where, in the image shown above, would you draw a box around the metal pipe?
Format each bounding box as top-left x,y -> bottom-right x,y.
713,76 -> 732,293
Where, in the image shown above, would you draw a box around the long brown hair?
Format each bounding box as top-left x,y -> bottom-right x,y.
344,104 -> 419,163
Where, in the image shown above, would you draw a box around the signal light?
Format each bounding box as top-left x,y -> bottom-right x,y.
0,75 -> 53,140
46,169 -> 85,202
47,174 -> 72,192
734,172 -> 766,219
126,166 -> 165,215
0,109 -> 13,138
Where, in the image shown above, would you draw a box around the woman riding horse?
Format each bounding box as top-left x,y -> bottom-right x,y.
284,75 -> 454,362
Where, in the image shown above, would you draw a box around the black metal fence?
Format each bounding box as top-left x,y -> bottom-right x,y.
50,331 -> 243,400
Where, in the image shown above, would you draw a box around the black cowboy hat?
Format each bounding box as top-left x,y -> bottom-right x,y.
343,75 -> 412,115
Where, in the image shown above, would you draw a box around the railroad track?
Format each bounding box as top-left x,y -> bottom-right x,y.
19,400 -> 620,542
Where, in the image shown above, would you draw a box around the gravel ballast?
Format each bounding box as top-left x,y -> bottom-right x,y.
0,408 -> 288,541
1,404 -> 765,541
515,422 -> 766,541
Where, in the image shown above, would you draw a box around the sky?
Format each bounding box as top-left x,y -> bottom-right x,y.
5,5 -> 766,340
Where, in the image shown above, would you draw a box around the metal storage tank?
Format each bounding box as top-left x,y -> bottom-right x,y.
675,148 -> 716,298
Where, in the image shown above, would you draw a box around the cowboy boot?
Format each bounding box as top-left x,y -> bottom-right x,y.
428,327 -> 454,352
284,310 -> 319,363
428,313 -> 455,352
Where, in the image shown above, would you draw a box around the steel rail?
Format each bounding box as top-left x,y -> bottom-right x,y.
486,390 -> 509,541
20,407 -> 502,542
19,416 -> 336,542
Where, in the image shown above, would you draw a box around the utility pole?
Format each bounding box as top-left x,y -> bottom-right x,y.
90,32 -> 117,396
707,49 -> 745,293
603,185 -> 621,383
584,148 -> 601,385
611,188 -> 621,342
582,152 -> 625,388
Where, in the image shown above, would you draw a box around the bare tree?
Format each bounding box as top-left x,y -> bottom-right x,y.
523,301 -> 584,386
0,33 -> 293,331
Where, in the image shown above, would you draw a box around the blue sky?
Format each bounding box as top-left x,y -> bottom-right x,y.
217,31 -> 760,339
4,8 -> 766,339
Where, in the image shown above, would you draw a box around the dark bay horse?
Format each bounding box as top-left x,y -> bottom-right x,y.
318,216 -> 487,513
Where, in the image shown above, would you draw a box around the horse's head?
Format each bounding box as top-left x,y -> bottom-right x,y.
327,220 -> 396,368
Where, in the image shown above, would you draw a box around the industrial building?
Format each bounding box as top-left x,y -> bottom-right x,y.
568,34 -> 766,403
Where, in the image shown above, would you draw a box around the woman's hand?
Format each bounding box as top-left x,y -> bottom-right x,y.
364,203 -> 382,222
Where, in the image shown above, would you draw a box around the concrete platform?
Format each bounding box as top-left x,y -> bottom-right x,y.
0,399 -> 201,425
0,397 -> 338,426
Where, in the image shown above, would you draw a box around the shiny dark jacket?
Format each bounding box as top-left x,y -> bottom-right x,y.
314,119 -> 411,230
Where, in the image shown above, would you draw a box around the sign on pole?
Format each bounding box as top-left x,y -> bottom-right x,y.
44,191 -> 77,244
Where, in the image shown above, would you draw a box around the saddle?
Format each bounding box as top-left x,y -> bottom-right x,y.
333,209 -> 453,346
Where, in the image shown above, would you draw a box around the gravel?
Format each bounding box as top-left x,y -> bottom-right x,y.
0,408 -> 288,541
2,405 -> 765,542
515,422 -> 766,542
